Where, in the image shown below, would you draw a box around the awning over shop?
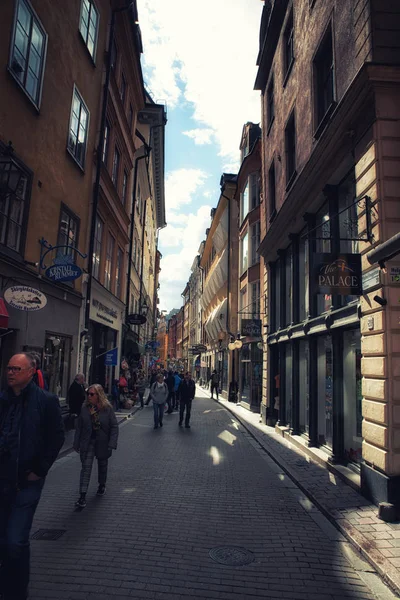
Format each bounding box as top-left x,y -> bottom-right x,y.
204,298 -> 227,341
0,299 -> 9,330
201,248 -> 228,310
124,329 -> 145,358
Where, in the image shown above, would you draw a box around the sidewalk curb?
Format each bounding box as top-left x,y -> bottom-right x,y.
203,390 -> 400,596
57,405 -> 142,461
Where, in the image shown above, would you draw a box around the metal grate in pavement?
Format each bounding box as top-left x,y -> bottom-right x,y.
209,546 -> 254,566
31,529 -> 66,541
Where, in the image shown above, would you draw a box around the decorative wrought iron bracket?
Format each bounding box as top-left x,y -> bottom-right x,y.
39,237 -> 87,272
307,195 -> 374,243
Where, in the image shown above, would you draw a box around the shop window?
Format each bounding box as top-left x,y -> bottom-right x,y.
267,76 -> 275,131
283,9 -> 294,82
104,234 -> 115,291
317,335 -> 333,448
115,246 -> 123,299
112,146 -> 120,187
102,120 -> 110,164
299,231 -> 309,321
68,86 -> 90,168
285,111 -> 296,185
241,232 -> 248,274
285,245 -> 293,326
239,343 -> 251,404
9,0 -> 47,108
0,170 -> 29,255
57,205 -> 79,259
251,221 -> 260,266
314,25 -> 334,130
92,215 -> 103,279
268,160 -> 276,222
44,334 -> 71,403
240,184 -> 249,222
285,343 -> 293,426
79,0 -> 99,60
316,202 -> 331,313
299,340 -> 309,434
343,330 -> 362,464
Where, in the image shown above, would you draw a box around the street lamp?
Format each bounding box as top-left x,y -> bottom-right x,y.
0,142 -> 25,198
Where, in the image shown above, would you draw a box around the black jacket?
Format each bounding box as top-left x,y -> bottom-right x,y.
166,373 -> 175,392
67,380 -> 86,415
74,404 -> 118,459
179,379 -> 196,401
0,381 -> 65,483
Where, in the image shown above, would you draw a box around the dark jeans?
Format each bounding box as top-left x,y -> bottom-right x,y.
210,384 -> 219,398
0,478 -> 45,600
179,398 -> 192,426
153,402 -> 165,427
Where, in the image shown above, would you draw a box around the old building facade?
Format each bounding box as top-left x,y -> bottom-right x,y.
256,0 -> 400,506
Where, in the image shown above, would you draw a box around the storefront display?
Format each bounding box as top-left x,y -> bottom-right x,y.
44,333 -> 71,403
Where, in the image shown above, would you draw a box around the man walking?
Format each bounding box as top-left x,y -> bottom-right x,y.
179,372 -> 196,429
0,353 -> 65,600
165,370 -> 175,414
149,373 -> 169,429
67,373 -> 86,419
209,369 -> 220,400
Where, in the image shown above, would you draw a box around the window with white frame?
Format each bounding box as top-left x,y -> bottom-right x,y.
104,234 -> 115,291
251,221 -> 260,265
9,0 -> 47,108
79,0 -> 99,60
92,216 -> 103,279
57,205 -> 79,258
241,184 -> 249,222
241,232 -> 248,274
251,281 -> 261,319
250,173 -> 260,210
68,87 -> 89,168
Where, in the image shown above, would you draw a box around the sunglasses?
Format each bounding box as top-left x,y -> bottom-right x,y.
87,392 -> 97,397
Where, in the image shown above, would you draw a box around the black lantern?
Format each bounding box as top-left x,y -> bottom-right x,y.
141,299 -> 149,316
0,142 -> 25,198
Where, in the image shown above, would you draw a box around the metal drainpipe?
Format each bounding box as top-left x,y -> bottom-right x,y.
138,196 -> 148,341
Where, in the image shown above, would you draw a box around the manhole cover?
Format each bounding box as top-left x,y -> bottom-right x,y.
31,529 -> 66,541
209,546 -> 254,566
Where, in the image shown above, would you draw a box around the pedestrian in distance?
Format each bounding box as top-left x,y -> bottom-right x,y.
165,369 -> 175,414
67,373 -> 86,424
179,372 -> 196,429
0,352 -> 65,600
73,384 -> 118,508
30,351 -> 47,390
136,372 -> 147,408
149,374 -> 168,429
209,369 -> 220,400
173,371 -> 181,410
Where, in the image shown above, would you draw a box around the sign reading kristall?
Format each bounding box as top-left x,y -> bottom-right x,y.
314,254 -> 362,295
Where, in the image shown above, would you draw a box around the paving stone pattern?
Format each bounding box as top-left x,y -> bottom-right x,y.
29,394 -> 392,599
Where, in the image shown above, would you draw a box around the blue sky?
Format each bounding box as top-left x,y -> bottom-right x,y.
138,0 -> 264,312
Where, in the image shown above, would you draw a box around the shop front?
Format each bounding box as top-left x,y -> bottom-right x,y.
87,280 -> 124,394
239,342 -> 262,412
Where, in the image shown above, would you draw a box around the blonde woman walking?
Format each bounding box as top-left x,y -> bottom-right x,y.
73,384 -> 118,508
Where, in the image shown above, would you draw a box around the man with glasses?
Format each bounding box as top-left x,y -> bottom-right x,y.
0,353 -> 65,600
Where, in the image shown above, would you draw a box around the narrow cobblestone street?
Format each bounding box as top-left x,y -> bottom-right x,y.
29,393 -> 396,600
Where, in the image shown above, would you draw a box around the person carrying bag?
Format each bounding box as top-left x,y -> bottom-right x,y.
73,383 -> 118,508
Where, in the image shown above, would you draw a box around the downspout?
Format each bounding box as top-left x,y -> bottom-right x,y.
138,196 -> 148,336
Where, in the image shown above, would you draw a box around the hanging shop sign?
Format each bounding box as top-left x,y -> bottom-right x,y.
314,254 -> 362,295
45,255 -> 82,282
105,347 -> 118,366
127,313 -> 147,325
241,319 -> 262,338
4,286 -> 47,311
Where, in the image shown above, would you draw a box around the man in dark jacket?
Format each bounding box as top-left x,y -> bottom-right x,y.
0,353 -> 65,600
67,373 -> 86,417
178,372 -> 196,429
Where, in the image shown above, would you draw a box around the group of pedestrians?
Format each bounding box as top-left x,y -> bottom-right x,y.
0,353 -> 119,600
148,370 -> 196,429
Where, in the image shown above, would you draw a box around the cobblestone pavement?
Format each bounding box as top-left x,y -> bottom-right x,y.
28,393 -> 397,600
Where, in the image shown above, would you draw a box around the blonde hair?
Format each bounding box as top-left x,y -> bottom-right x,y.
86,383 -> 112,411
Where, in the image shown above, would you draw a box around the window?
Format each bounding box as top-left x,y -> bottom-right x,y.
239,286 -> 247,329
57,205 -> 79,257
110,38 -> 117,71
128,104 -> 133,130
122,170 -> 128,205
9,0 -> 47,107
115,247 -> 123,298
268,161 -> 276,220
285,112 -> 296,184
251,281 -> 260,318
251,221 -> 260,266
250,173 -> 260,210
104,234 -> 115,291
314,26 -> 334,128
285,245 -> 293,326
267,76 -> 274,130
92,216 -> 103,279
241,184 -> 249,222
79,0 -> 99,60
102,120 -> 110,164
112,146 -> 120,187
0,170 -> 29,254
68,87 -> 89,168
283,10 -> 294,78
133,237 -> 137,268
241,232 -> 248,273
120,73 -> 126,105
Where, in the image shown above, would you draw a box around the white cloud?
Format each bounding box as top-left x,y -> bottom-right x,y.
182,128 -> 215,145
138,0 -> 263,167
165,168 -> 209,212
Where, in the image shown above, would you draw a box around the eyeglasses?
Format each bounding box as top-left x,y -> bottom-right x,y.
6,366 -> 32,373
87,392 -> 97,397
